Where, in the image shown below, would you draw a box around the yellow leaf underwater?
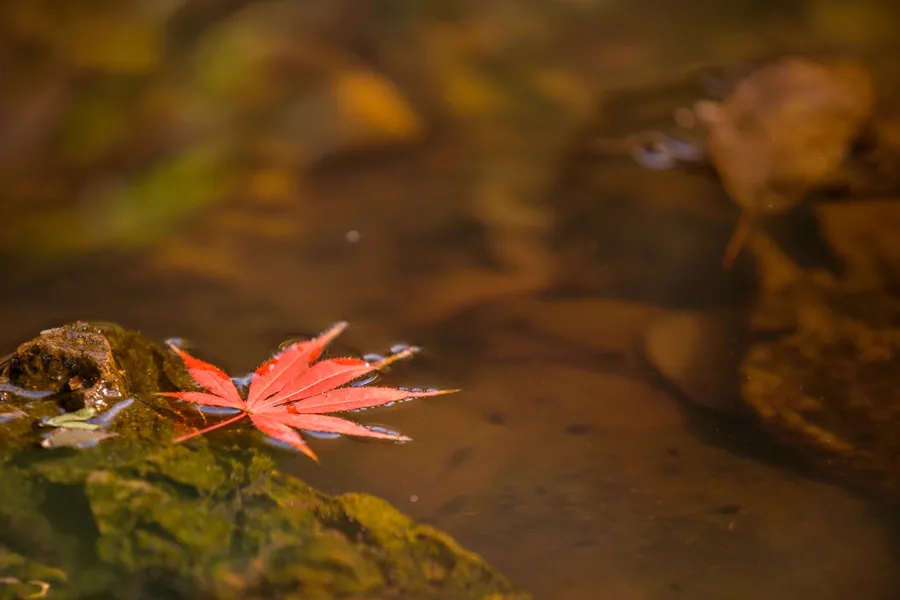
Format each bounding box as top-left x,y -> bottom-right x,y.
331,68 -> 424,146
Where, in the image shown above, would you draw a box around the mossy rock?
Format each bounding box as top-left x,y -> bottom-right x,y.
0,322 -> 530,600
0,321 -> 195,458
3,320 -> 193,412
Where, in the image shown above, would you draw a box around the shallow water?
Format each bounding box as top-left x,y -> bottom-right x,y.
4,154 -> 900,598
3,1 -> 900,598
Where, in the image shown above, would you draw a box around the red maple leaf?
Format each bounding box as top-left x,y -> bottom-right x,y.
159,322 -> 455,461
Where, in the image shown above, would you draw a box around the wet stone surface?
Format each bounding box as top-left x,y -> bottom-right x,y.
3,321 -> 190,412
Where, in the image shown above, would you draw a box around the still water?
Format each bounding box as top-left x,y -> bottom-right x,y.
3,1 -> 900,598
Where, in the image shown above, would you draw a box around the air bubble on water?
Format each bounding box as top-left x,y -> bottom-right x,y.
262,436 -> 300,452
0,411 -> 26,423
164,337 -> 189,349
196,406 -> 242,416
365,425 -> 405,440
632,143 -> 676,171
351,373 -> 379,387
231,373 -> 254,389
362,353 -> 384,363
389,343 -> 411,354
410,387 -> 423,393
0,383 -> 54,400
666,136 -> 703,162
301,430 -> 342,440
88,397 -> 134,427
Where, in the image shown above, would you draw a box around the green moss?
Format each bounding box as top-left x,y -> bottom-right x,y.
137,444 -> 229,493
87,469 -> 235,572
0,469 -> 58,563
336,493 -> 523,599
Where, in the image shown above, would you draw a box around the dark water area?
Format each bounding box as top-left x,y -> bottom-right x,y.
4,1 -> 900,598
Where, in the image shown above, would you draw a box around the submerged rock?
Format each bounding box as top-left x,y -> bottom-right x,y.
737,225 -> 900,506
642,309 -> 747,414
0,321 -> 195,457
621,55 -> 900,505
0,322 -> 529,600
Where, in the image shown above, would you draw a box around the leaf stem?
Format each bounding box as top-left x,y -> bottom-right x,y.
173,412 -> 248,444
373,346 -> 420,369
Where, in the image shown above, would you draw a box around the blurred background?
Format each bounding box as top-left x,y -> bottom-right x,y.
3,1 -> 900,599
